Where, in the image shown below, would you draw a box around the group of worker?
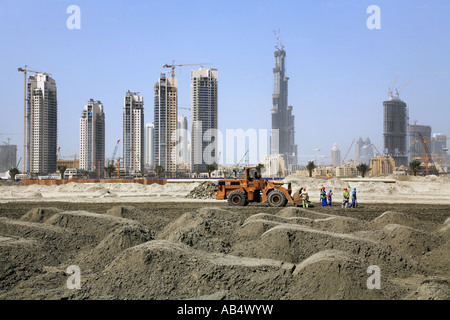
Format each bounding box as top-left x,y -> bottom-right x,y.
296,186 -> 357,208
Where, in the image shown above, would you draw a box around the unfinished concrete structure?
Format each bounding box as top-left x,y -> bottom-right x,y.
0,144 -> 17,172
270,36 -> 297,171
123,91 -> 144,174
190,68 -> 218,173
79,99 -> 105,176
408,124 -> 432,162
383,95 -> 408,167
154,74 -> 177,176
26,73 -> 58,174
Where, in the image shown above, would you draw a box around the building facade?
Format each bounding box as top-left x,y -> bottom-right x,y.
177,115 -> 189,166
270,40 -> 297,171
0,144 -> 17,172
190,68 -> 218,173
27,73 -> 58,174
144,123 -> 154,168
408,124 -> 432,162
260,154 -> 286,177
154,74 -> 177,176
383,95 -> 408,167
356,137 -> 374,165
79,99 -> 105,176
370,156 -> 396,176
123,91 -> 144,173
330,143 -> 341,167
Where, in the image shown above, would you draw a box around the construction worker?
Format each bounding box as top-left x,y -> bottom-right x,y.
320,187 -> 327,207
327,189 -> 333,206
301,188 -> 309,208
349,187 -> 357,208
342,187 -> 349,208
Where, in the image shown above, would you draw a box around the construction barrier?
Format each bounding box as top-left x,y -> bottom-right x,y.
23,178 -> 167,186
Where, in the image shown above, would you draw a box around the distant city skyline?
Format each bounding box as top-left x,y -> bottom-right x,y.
1,0 -> 449,168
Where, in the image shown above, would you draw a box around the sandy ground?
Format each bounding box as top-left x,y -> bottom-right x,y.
0,176 -> 449,300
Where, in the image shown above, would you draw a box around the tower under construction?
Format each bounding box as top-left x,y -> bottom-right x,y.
270,33 -> 297,171
383,94 -> 408,167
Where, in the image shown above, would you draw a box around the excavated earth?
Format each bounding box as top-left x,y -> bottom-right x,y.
0,201 -> 449,300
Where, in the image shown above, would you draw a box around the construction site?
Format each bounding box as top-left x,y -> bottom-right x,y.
0,170 -> 449,300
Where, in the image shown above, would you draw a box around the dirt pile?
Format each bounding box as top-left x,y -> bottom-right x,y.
185,181 -> 218,199
0,202 -> 449,300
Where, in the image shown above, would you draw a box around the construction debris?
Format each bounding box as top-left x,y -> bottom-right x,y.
185,181 -> 218,199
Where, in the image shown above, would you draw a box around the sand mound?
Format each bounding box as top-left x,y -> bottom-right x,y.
106,206 -> 170,231
44,210 -> 145,241
75,225 -> 154,271
369,211 -> 434,232
287,250 -> 383,299
185,181 -> 218,199
232,223 -> 419,277
20,207 -> 62,223
405,277 -> 450,300
380,224 -> 442,256
276,207 -> 331,220
158,207 -> 245,249
95,240 -> 295,299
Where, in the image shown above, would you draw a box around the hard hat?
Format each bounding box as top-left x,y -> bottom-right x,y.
329,189 -> 332,192
303,188 -> 306,190
344,187 -> 347,189
353,188 -> 356,190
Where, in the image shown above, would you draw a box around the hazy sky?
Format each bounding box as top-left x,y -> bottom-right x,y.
1,0 -> 449,166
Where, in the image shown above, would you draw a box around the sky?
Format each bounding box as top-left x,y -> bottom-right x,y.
0,0 -> 449,167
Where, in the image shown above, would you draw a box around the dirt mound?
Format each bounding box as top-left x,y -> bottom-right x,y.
20,207 -> 62,223
380,224 -> 442,256
75,225 -> 154,271
106,206 -> 171,231
158,207 -> 245,251
44,210 -> 145,241
369,211 -> 435,232
232,223 -> 419,277
185,181 -> 218,199
287,250 -> 384,299
276,207 -> 331,220
94,240 -> 294,299
405,277 -> 450,300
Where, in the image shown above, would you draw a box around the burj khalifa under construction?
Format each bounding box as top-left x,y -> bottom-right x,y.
270,32 -> 298,171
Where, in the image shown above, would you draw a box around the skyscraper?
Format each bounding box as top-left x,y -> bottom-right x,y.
190,68 -> 218,173
27,73 -> 57,174
144,123 -> 154,168
154,74 -> 178,176
123,91 -> 144,173
330,143 -> 341,167
79,99 -> 105,176
177,115 -> 189,165
270,37 -> 297,171
383,94 -> 408,167
355,137 -> 374,165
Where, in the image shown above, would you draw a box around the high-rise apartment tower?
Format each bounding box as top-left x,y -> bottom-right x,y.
383,94 -> 408,167
190,68 -> 218,173
123,91 -> 144,173
154,74 -> 178,176
79,99 -> 105,176
27,73 -> 58,174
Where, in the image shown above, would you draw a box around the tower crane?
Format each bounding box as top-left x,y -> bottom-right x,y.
413,134 -> 450,175
111,139 -> 120,164
17,65 -> 52,173
342,139 -> 356,164
162,61 -> 212,177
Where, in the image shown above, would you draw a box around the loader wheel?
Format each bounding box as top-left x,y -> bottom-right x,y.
227,190 -> 247,207
267,190 -> 287,207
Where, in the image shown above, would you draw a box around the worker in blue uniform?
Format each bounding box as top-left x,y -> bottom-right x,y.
349,187 -> 357,208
